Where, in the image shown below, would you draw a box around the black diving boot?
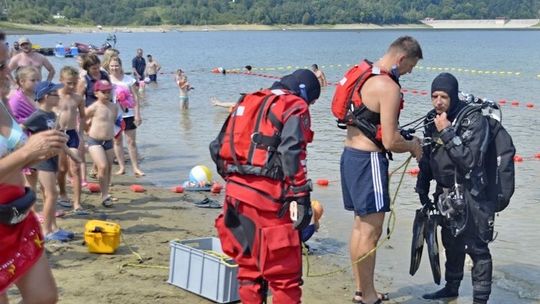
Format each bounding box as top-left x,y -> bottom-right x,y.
422,281 -> 460,299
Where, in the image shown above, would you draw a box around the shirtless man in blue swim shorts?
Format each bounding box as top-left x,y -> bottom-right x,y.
337,36 -> 423,304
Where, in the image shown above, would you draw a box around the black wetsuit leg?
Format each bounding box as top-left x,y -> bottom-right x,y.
441,226 -> 466,283
465,192 -> 494,304
422,226 -> 463,300
464,220 -> 493,304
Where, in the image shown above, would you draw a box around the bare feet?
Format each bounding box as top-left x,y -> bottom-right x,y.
114,169 -> 125,175
134,170 -> 145,177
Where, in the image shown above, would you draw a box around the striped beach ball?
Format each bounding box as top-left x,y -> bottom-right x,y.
189,165 -> 213,184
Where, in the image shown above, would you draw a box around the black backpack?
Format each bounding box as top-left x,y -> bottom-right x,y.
455,94 -> 516,212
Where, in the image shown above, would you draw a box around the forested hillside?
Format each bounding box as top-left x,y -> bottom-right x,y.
2,0 -> 538,26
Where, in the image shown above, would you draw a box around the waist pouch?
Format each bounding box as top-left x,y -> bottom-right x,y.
0,188 -> 36,225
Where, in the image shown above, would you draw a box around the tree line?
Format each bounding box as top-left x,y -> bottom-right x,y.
2,0 -> 539,26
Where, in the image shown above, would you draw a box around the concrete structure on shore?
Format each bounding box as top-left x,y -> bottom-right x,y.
421,18 -> 540,29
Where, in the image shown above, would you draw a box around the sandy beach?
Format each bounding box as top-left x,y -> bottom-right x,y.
3,171 -> 366,304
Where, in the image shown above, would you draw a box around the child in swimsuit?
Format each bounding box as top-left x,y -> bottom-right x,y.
56,66 -> 87,214
175,69 -> 192,110
84,80 -> 119,208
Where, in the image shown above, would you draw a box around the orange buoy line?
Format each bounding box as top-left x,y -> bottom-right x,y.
214,65 -> 527,78
224,70 -> 537,109
312,152 -> 540,187
170,182 -> 224,194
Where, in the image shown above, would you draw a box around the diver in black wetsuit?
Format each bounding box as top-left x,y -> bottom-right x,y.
415,73 -> 495,304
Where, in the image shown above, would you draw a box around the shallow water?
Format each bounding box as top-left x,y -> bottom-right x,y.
21,29 -> 540,303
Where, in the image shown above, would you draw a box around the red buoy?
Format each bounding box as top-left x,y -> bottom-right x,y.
526,103 -> 534,108
511,100 -> 520,106
535,153 -> 540,159
513,155 -> 523,162
130,184 -> 146,193
316,179 -> 329,186
87,183 -> 101,193
498,99 -> 507,105
411,90 -> 418,95
407,168 -> 420,175
172,186 -> 184,193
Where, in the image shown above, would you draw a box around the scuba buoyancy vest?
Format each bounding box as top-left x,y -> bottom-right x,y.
210,89 -> 306,181
423,110 -> 459,188
331,59 -> 403,150
453,97 -> 516,212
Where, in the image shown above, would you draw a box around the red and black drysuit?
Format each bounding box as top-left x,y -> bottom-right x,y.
213,83 -> 316,304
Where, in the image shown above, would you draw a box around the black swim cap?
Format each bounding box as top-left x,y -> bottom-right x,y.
431,73 -> 464,121
272,69 -> 320,103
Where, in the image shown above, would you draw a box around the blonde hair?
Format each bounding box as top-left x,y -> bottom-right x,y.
105,56 -> 124,74
15,66 -> 39,87
60,66 -> 79,80
101,48 -> 120,69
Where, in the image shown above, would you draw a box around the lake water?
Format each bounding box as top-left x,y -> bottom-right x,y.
20,29 -> 540,303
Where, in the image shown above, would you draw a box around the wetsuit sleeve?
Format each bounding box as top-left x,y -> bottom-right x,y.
415,145 -> 433,195
438,111 -> 488,174
276,101 -> 312,198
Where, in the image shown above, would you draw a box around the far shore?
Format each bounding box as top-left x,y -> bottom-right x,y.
2,20 -> 539,35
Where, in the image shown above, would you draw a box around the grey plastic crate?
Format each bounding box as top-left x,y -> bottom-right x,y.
168,237 -> 240,303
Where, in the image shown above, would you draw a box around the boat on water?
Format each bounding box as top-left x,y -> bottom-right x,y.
53,34 -> 117,58
54,43 -> 78,58
73,42 -> 112,55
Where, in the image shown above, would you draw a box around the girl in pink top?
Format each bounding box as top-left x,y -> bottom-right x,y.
8,66 -> 40,124
7,66 -> 40,191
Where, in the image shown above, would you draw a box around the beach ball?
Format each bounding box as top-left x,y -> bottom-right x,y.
189,165 -> 213,184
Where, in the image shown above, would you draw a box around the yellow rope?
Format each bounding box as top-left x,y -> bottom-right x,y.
118,237 -> 239,270
118,233 -> 169,270
204,250 -> 239,268
305,155 -> 412,277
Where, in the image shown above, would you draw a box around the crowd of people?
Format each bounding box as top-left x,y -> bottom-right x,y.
0,31 -> 505,304
0,32 -> 164,302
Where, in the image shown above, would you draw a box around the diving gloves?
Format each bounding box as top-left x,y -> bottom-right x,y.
289,195 -> 312,230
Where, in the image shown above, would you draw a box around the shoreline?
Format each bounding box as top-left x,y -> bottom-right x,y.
2,21 -> 539,35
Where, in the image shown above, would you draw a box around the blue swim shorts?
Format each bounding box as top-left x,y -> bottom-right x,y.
340,147 -> 390,216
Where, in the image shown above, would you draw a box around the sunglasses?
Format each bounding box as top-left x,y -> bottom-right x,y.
97,89 -> 112,94
0,62 -> 5,70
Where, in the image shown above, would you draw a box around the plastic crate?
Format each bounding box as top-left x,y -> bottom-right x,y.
168,237 -> 240,303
